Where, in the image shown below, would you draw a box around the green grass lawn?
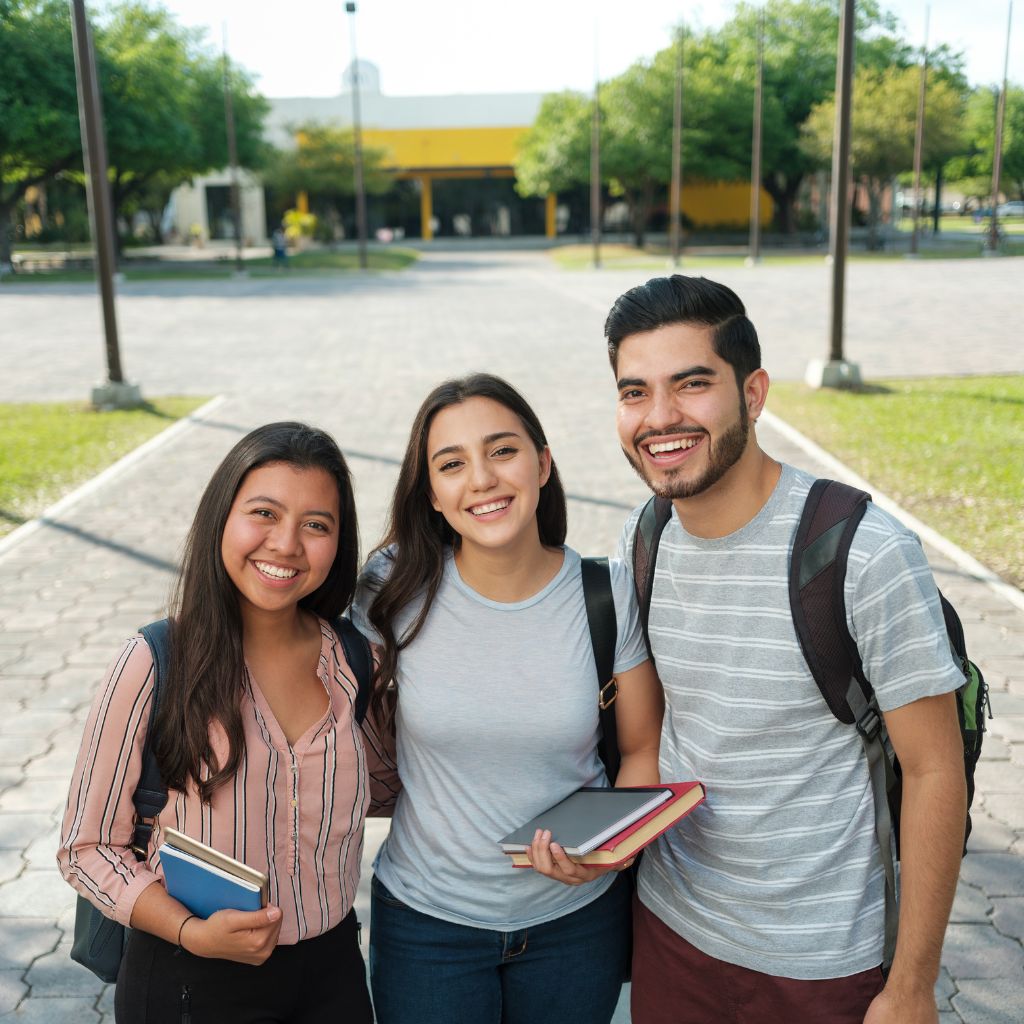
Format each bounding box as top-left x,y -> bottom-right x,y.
1,246 -> 419,284
0,397 -> 208,539
768,376 -> 1024,590
550,236 -> 1024,270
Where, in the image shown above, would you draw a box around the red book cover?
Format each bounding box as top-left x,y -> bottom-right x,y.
506,781 -> 705,868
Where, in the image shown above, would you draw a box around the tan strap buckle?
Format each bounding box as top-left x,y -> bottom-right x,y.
598,677 -> 618,710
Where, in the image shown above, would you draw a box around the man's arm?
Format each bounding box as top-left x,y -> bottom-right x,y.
865,690 -> 966,1024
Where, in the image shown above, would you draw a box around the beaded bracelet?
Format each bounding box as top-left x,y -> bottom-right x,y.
176,913 -> 198,954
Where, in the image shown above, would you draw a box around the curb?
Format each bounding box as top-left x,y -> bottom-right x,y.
761,409 -> 1024,614
0,394 -> 227,562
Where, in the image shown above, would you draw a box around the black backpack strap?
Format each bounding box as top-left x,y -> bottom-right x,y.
788,480 -> 901,970
134,619 -> 172,860
581,557 -> 620,785
788,479 -> 871,721
631,496 -> 673,659
333,616 -> 372,725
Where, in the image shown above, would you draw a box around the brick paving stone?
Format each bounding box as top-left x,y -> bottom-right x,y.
0,817 -> 52,852
0,855 -> 22,887
990,898 -> 1024,944
0,714 -> 70,742
0,782 -> 68,815
974,761 -> 1024,794
951,979 -> 1024,1024
943,924 -> 1024,978
960,855 -> 1024,898
935,966 -> 956,1011
951,882 -> 995,923
0,873 -> 75,920
983,794 -> 1024,831
0,970 -> 28,1014
24,942 -> 105,998
0,920 -> 59,971
6,996 -> 101,1022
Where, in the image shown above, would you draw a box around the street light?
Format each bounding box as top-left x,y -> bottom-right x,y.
69,0 -> 140,408
345,1 -> 369,270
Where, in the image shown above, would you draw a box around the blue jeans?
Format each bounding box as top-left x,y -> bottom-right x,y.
369,873 -> 631,1024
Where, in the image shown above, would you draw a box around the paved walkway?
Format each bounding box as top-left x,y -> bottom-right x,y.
0,252 -> 1020,1021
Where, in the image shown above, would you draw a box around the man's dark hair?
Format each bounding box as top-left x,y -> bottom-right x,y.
604,275 -> 761,390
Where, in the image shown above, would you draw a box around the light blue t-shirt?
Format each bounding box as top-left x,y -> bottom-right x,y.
351,545 -> 648,930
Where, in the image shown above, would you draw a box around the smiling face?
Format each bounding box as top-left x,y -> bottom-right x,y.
615,322 -> 760,501
220,461 -> 341,620
426,396 -> 552,557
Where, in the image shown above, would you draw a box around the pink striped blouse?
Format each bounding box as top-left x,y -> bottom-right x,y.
58,618 -> 398,945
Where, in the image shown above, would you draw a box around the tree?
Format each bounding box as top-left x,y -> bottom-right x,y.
514,90 -> 592,199
802,66 -> 966,247
0,0 -> 82,268
719,0 -> 933,232
96,4 -> 269,250
947,85 -> 1024,202
263,123 -> 393,238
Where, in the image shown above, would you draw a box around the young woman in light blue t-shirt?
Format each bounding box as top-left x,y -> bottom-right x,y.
352,373 -> 663,1024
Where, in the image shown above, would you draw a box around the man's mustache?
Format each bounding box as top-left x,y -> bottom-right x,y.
634,426 -> 710,447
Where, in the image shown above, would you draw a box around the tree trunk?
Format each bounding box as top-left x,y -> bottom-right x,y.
763,172 -> 804,234
932,164 -> 942,234
0,196 -> 14,270
866,183 -> 883,251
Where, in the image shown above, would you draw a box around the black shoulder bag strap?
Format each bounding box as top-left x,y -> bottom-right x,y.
788,479 -> 900,971
631,496 -> 673,659
580,557 -> 620,785
333,615 -> 372,725
134,619 -> 171,859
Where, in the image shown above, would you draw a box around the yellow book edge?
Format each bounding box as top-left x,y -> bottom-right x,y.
161,826 -> 270,902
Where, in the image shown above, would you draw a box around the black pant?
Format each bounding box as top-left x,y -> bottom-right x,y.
115,909 -> 373,1024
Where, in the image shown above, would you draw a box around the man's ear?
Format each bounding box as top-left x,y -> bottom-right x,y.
744,368 -> 770,422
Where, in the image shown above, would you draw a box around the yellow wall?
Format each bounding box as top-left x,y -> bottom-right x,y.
362,126 -> 526,171
680,182 -> 774,228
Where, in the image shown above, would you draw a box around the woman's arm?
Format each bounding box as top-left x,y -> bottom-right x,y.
528,657 -> 664,885
57,638 -> 166,926
606,658 -> 663,788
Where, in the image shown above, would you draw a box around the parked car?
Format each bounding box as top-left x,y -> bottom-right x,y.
996,200 -> 1024,217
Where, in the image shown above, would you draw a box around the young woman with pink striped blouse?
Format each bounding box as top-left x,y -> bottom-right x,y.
58,422 -> 396,1023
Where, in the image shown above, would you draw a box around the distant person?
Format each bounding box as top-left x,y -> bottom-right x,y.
352,373 -> 664,1024
272,226 -> 288,268
58,422 -> 395,1023
604,274 -> 967,1024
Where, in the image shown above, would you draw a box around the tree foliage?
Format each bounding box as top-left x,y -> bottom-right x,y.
514,91 -> 592,197
0,0 -> 82,265
947,86 -> 1024,201
803,65 -> 966,246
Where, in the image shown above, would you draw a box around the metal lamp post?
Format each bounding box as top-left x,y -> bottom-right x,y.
69,0 -> 141,408
345,1 -> 369,270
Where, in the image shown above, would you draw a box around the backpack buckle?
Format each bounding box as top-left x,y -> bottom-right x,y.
598,678 -> 618,710
856,705 -> 882,742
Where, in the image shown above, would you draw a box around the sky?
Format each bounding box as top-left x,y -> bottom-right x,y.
160,0 -> 1020,99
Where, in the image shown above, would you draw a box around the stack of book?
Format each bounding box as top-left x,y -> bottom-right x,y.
498,781 -> 705,868
159,827 -> 269,919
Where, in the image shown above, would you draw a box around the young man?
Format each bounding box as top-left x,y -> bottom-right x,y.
606,275 -> 966,1024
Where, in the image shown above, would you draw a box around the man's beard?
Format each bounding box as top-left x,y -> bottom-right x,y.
622,401 -> 750,500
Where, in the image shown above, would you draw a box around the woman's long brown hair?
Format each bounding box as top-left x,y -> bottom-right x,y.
365,374 -> 567,723
153,422 -> 358,801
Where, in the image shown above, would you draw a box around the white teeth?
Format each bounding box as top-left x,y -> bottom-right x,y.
649,438 -> 700,454
254,561 -> 298,579
470,499 -> 511,516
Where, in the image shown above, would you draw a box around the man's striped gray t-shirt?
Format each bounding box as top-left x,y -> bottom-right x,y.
618,463 -> 963,980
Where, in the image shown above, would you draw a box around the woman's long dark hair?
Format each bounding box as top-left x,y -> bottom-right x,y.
366,374 -> 567,721
154,422 -> 358,800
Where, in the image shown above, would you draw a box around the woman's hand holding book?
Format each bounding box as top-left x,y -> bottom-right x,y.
524,829 -> 635,887
180,905 -> 283,965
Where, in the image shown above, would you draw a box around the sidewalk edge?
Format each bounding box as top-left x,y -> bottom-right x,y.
761,409 -> 1024,614
0,394 -> 227,562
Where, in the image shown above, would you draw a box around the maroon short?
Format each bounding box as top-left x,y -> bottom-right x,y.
631,896 -> 885,1024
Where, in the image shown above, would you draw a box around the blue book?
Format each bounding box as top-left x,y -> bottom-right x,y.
159,827 -> 268,919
